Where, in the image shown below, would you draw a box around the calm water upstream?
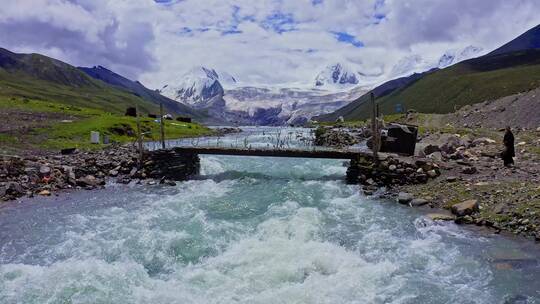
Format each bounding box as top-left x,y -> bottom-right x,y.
0,127 -> 539,303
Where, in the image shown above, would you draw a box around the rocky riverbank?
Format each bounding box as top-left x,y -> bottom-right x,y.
0,144 -> 200,202
328,121 -> 540,241
393,129 -> 540,241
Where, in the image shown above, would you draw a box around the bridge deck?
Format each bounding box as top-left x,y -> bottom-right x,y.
172,147 -> 368,160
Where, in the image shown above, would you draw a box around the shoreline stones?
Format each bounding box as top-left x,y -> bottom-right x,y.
347,154 -> 440,186
1,144 -> 201,202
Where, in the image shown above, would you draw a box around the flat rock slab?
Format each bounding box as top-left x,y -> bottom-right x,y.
451,199 -> 479,216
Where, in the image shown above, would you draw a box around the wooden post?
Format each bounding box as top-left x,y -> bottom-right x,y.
135,106 -> 144,168
370,92 -> 379,159
160,103 -> 166,149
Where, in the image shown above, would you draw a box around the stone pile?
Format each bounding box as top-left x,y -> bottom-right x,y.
314,127 -> 363,148
144,149 -> 200,181
346,154 -> 441,186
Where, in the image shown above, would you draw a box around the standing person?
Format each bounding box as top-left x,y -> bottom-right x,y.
502,126 -> 515,167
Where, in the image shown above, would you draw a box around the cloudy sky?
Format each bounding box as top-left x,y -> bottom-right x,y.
1,0 -> 539,89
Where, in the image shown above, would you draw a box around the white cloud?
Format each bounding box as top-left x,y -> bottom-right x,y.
0,0 -> 539,89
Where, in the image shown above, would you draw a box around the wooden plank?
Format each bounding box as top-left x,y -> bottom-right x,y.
172,147 -> 368,160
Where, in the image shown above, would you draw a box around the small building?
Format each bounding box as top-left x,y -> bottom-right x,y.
176,116 -> 192,123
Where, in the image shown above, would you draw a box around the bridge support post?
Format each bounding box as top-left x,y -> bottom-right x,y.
144,149 -> 200,181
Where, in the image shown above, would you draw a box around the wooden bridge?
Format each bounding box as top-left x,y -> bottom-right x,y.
171,146 -> 370,160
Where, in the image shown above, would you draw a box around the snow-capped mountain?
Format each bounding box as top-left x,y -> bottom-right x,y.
163,65 -> 369,125
438,46 -> 483,68
162,45 -> 484,126
315,63 -> 360,89
161,66 -> 236,107
390,55 -> 429,78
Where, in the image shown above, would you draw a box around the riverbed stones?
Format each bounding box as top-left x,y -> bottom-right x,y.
451,199 -> 479,216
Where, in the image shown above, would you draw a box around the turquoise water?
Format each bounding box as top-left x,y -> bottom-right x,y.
0,128 -> 539,303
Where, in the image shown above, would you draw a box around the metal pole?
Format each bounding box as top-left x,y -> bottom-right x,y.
370,92 -> 378,159
135,105 -> 144,168
160,103 -> 165,149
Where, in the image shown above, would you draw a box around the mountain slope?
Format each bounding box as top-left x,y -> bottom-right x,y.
319,49 -> 540,121
0,47 -> 160,114
315,69 -> 436,121
489,24 -> 540,56
78,66 -> 212,122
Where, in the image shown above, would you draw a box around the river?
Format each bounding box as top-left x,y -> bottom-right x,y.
0,127 -> 539,303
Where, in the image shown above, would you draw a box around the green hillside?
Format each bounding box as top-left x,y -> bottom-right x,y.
329,50 -> 540,121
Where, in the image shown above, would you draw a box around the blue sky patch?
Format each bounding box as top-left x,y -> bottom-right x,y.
262,12 -> 297,34
333,32 -> 364,47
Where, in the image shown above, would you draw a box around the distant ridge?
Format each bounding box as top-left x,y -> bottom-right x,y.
489,24 -> 540,56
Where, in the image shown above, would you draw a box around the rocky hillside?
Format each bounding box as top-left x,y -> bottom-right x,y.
0,47 -> 197,117
78,66 -> 213,123
444,87 -> 540,129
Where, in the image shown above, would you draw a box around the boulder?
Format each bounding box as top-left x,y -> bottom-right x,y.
77,175 -> 104,187
427,170 -> 438,178
423,144 -> 441,156
451,200 -> 479,216
461,166 -> 477,174
472,137 -> 496,146
6,182 -> 24,195
427,151 -> 443,161
397,192 -> 413,204
39,165 -> 52,176
446,176 -> 458,182
410,198 -> 429,207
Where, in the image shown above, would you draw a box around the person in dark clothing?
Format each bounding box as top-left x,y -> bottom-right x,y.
502,126 -> 515,167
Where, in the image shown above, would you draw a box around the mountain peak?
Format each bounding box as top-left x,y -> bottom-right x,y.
161,66 -> 237,107
315,63 -> 360,89
438,45 -> 483,68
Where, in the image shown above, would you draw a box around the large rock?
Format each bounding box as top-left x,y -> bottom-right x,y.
410,198 -> 429,207
397,192 -> 413,204
6,182 -> 24,195
472,137 -> 496,146
76,175 -> 104,187
461,166 -> 478,175
451,200 -> 479,216
423,144 -> 441,156
39,165 -> 52,176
